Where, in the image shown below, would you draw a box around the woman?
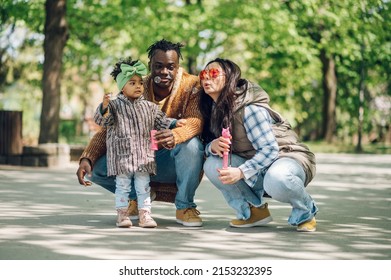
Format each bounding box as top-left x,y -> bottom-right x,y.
199,58 -> 318,232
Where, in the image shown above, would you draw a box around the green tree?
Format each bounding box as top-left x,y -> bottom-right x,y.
0,0 -> 389,150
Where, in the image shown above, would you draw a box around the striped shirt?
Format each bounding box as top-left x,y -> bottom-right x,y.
94,94 -> 173,176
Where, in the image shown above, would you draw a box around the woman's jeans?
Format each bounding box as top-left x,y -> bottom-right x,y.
88,137 -> 204,210
203,154 -> 318,225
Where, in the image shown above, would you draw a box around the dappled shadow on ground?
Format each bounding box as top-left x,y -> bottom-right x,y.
0,154 -> 390,260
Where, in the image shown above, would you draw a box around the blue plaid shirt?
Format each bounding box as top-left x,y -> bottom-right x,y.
206,105 -> 279,187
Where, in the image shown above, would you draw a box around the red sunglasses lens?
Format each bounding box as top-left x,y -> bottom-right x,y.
199,70 -> 207,80
209,68 -> 220,78
199,68 -> 220,80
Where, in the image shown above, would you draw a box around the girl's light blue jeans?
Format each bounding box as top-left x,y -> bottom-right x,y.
115,172 -> 151,210
88,137 -> 204,210
203,154 -> 318,226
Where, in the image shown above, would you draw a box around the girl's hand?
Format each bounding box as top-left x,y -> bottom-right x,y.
217,167 -> 244,185
176,119 -> 187,127
210,136 -> 231,157
102,93 -> 111,110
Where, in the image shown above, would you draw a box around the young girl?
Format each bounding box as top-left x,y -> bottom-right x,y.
94,58 -> 183,228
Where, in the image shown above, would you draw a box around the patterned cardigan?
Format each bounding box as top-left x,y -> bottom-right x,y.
94,94 -> 173,176
80,67 -> 203,167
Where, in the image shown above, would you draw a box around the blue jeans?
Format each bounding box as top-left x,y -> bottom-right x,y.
88,137 -> 205,210
203,154 -> 318,226
115,172 -> 151,210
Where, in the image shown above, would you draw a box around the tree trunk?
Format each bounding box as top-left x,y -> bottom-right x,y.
38,0 -> 68,144
320,49 -> 337,143
356,44 -> 366,153
0,111 -> 23,155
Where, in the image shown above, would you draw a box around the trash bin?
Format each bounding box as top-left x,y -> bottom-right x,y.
0,110 -> 23,155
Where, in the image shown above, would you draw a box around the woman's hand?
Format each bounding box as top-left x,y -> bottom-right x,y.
218,167 -> 244,185
210,136 -> 231,157
155,129 -> 175,149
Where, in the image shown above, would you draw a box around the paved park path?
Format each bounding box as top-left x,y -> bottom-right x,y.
0,153 -> 390,260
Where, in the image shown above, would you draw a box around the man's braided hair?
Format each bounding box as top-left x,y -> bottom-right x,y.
147,39 -> 184,60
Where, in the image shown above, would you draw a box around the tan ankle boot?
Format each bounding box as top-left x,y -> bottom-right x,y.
230,203 -> 273,228
126,200 -> 139,220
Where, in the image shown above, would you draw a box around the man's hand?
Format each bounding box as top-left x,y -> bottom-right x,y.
76,158 -> 93,186
155,129 -> 175,149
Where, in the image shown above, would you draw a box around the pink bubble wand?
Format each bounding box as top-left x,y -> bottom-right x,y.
222,127 -> 231,169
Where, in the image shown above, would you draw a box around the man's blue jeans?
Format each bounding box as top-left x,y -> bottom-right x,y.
203,154 -> 318,225
88,137 -> 205,210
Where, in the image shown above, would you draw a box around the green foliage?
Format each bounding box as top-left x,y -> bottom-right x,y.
0,0 -> 389,148
59,118 -> 77,143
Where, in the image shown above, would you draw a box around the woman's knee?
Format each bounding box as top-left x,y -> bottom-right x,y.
264,169 -> 289,194
203,157 -> 220,181
264,160 -> 305,198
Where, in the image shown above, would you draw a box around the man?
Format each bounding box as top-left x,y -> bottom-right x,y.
76,39 -> 204,227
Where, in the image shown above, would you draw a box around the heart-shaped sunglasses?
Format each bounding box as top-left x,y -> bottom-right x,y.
199,68 -> 225,81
